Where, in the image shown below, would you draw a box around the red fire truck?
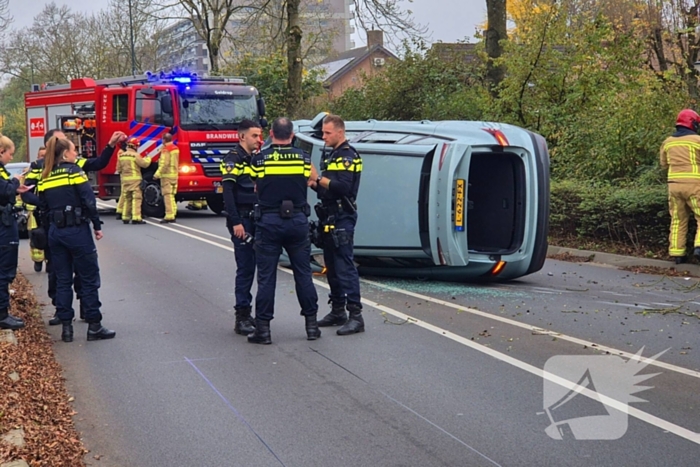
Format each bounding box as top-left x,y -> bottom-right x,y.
24,71 -> 266,217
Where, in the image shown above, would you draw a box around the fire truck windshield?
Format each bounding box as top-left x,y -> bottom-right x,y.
177,89 -> 258,131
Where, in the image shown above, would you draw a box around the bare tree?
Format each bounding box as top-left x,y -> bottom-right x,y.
350,0 -> 426,47
0,0 -> 11,31
485,0 -> 507,96
159,0 -> 257,74
287,0 -> 303,117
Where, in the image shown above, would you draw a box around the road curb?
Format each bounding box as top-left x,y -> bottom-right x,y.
547,245 -> 700,276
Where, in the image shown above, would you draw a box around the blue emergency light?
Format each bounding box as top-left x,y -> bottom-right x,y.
172,77 -> 192,84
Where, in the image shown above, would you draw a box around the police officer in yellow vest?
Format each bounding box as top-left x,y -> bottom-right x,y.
153,133 -> 179,224
118,138 -> 151,224
660,109 -> 700,264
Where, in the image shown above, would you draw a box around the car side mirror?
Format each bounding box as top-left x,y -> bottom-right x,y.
259,117 -> 268,128
257,97 -> 266,118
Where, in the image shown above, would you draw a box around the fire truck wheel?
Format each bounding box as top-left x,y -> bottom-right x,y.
205,195 -> 224,216
141,182 -> 166,218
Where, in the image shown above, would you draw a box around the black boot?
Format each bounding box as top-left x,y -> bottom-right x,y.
305,315 -> 321,340
317,304 -> 347,327
48,313 -> 61,326
234,307 -> 256,335
87,322 -> 116,341
247,318 -> 271,345
61,322 -> 73,343
0,308 -> 24,330
675,256 -> 688,265
694,248 -> 700,261
115,213 -> 122,220
337,305 -> 365,336
34,261 -> 43,272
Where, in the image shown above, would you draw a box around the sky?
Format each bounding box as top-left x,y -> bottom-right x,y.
10,0 -> 487,46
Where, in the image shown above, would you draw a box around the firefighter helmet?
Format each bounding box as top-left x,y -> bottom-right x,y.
126,137 -> 140,148
676,109 -> 700,132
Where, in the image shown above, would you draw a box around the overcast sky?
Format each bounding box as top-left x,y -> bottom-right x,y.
10,0 -> 486,45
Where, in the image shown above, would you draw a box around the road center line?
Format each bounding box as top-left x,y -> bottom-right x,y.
126,217 -> 700,445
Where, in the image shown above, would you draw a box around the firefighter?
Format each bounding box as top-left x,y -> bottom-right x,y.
118,137 -> 152,224
186,200 -> 208,211
115,141 -> 127,220
25,129 -> 126,326
308,114 -> 364,335
0,135 -> 30,330
220,119 -> 262,335
660,109 -> 700,264
21,136 -> 115,342
26,146 -> 46,272
153,133 -> 179,223
246,117 -> 320,344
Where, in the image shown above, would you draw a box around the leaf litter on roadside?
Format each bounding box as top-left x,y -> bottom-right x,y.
0,273 -> 87,466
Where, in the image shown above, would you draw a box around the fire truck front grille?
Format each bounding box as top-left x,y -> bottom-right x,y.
202,163 -> 222,177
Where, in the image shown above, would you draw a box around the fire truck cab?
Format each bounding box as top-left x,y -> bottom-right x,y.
24,71 -> 266,217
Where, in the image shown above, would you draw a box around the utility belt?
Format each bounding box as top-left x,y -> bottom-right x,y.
49,206 -> 85,228
320,196 -> 357,217
254,201 -> 310,220
238,205 -> 256,219
0,204 -> 19,227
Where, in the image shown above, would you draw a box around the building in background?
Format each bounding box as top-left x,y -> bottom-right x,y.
157,0 -> 354,75
156,19 -> 210,76
314,30 -> 396,98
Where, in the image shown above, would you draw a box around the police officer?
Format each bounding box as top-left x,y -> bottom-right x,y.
247,117 -> 320,344
0,135 -> 28,330
661,109 -> 700,264
117,137 -> 151,224
308,114 -> 364,335
21,136 -> 115,343
25,129 -> 126,326
154,133 -> 179,224
220,119 -> 262,335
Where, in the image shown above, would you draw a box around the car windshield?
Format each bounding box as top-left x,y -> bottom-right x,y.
178,88 -> 258,131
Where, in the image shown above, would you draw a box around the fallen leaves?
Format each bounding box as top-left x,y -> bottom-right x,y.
0,273 -> 87,466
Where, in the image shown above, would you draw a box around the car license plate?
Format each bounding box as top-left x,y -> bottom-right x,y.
454,179 -> 465,232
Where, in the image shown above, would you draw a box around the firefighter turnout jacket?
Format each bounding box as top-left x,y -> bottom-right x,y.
660,127 -> 700,182
154,142 -> 179,180
117,150 -> 151,182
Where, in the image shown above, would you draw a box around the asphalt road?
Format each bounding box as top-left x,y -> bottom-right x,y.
18,203 -> 700,467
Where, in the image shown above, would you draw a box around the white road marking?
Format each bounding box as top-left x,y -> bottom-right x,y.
104,215 -> 700,445
597,301 -> 651,309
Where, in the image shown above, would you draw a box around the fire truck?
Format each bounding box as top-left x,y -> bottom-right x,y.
24,71 -> 267,217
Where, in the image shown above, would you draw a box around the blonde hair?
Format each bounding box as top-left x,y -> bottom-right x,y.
0,135 -> 15,153
43,137 -> 73,179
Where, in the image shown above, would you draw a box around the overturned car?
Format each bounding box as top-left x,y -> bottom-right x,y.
294,113 -> 550,281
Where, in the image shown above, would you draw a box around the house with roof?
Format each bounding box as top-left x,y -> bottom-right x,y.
315,30 -> 398,98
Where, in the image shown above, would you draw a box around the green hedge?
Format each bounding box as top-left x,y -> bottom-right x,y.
550,180 -> 678,254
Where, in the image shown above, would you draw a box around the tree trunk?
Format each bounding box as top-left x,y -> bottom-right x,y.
485,0 -> 507,97
286,0 -> 303,118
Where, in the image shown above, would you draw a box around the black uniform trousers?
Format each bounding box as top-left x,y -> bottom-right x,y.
323,211 -> 362,309
0,217 -> 18,311
253,212 -> 318,321
49,223 -> 102,323
227,214 -> 256,310
46,244 -> 82,305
